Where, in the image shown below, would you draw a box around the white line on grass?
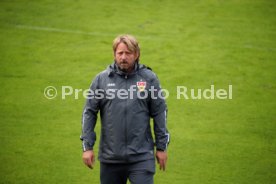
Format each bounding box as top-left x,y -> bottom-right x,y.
13,25 -> 276,51
14,24 -> 159,40
15,24 -> 115,37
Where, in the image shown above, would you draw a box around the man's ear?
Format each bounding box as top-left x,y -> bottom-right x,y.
113,52 -> 116,59
135,52 -> 139,61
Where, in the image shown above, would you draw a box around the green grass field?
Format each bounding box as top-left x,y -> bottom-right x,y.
0,0 -> 275,183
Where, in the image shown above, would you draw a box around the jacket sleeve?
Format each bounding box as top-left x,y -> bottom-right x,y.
80,75 -> 101,152
149,75 -> 170,151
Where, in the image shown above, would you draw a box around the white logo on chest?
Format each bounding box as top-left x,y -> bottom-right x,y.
107,83 -> 115,87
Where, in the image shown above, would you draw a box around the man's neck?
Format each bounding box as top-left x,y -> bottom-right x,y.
115,63 -> 136,74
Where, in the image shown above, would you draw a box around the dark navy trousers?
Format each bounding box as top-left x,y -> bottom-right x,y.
100,159 -> 155,184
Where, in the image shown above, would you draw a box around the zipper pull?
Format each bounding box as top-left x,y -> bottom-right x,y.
125,75 -> 128,79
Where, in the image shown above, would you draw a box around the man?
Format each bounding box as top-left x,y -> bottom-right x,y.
81,34 -> 170,184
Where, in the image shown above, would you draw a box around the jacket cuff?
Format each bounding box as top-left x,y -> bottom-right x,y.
156,142 -> 168,151
156,148 -> 166,152
156,145 -> 167,152
82,141 -> 93,152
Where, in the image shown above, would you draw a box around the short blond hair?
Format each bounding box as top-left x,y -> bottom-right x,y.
113,34 -> 140,62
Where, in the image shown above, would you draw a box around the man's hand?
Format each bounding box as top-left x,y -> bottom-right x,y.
82,150 -> 95,169
156,150 -> 168,171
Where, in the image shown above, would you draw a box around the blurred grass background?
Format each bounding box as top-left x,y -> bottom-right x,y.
0,0 -> 275,183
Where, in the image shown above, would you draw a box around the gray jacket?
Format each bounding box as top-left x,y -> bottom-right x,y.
81,62 -> 170,163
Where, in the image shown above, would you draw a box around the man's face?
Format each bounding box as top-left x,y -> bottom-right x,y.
114,42 -> 138,73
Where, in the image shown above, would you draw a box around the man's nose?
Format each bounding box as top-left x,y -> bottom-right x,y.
121,53 -> 127,59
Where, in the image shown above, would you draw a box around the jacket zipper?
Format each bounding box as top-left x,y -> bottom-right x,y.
124,74 -> 128,162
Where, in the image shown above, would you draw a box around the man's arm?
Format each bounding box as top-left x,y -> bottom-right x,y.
153,109 -> 169,171
149,76 -> 170,171
80,75 -> 100,168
